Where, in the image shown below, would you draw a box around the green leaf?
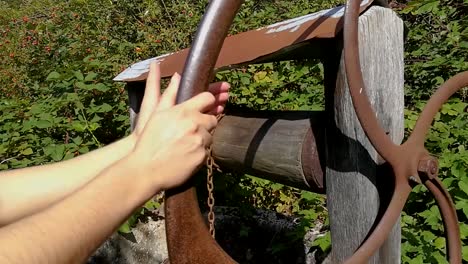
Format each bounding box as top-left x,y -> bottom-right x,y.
241,77 -> 250,85
75,81 -> 88,90
456,200 -> 468,218
35,120 -> 52,129
255,98 -> 264,104
459,181 -> 468,195
79,147 -> 90,154
460,224 -> 468,239
96,103 -> 112,113
74,71 -> 84,81
50,145 -> 65,161
254,71 -> 267,81
46,71 -> 61,81
463,246 -> 468,261
312,231 -> 331,252
270,183 -> 282,191
143,199 -> 160,211
72,122 -> 86,132
301,191 -> 317,201
452,163 -> 467,178
118,222 -> 132,234
21,148 -> 33,156
94,83 -> 109,92
89,122 -> 100,131
85,72 -> 98,82
433,237 -> 445,249
72,137 -> 83,146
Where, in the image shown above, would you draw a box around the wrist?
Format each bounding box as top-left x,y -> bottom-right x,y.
122,133 -> 138,153
115,154 -> 162,201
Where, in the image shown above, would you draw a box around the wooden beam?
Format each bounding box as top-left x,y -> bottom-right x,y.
323,6 -> 404,263
212,109 -> 325,192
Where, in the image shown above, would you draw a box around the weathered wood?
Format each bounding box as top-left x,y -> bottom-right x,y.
127,82 -> 145,131
323,6 -> 404,263
212,109 -> 325,192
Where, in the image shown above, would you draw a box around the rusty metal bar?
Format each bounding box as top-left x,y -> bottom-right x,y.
164,0 -> 244,263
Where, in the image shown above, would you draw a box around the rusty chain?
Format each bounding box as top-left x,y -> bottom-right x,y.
206,147 -> 216,238
205,114 -> 225,238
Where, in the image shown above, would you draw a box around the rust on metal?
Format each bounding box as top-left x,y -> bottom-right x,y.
164,1 -> 242,263
113,0 -> 374,83
301,127 -> 325,193
343,0 -> 465,262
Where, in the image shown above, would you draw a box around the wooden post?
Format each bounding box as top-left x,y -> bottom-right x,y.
127,82 -> 145,131
323,6 -> 404,263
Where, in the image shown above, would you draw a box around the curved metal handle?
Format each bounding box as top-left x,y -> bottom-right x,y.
425,178 -> 461,262
164,1 -> 244,263
344,177 -> 412,264
408,71 -> 468,146
343,0 -> 399,164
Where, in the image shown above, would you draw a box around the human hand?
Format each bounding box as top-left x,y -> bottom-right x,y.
127,62 -> 229,192
133,62 -> 229,137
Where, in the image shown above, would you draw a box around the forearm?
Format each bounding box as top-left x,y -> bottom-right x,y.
0,156 -> 155,264
0,135 -> 136,226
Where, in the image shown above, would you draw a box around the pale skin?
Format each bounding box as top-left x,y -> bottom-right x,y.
0,62 -> 230,263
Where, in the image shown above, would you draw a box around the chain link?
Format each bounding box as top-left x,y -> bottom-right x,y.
206,114 -> 224,239
206,147 -> 216,238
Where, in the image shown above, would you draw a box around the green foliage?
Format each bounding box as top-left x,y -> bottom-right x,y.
396,0 -> 468,261
216,61 -> 325,110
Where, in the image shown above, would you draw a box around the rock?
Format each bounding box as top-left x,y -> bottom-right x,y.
88,206 -> 329,264
87,212 -> 168,264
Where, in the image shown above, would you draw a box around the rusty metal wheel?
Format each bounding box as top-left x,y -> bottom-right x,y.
343,0 -> 464,263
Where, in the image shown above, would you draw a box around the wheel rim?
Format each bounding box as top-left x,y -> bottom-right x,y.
165,1 -> 244,263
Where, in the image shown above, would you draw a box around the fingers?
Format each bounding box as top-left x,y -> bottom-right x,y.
135,62 -> 161,132
199,128 -> 213,148
181,91 -> 228,116
207,104 -> 225,116
157,72 -> 181,111
207,82 -> 229,115
207,92 -> 229,115
183,92 -> 217,113
195,112 -> 218,133
141,62 -> 161,114
208,82 -> 230,95
156,78 -> 229,118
